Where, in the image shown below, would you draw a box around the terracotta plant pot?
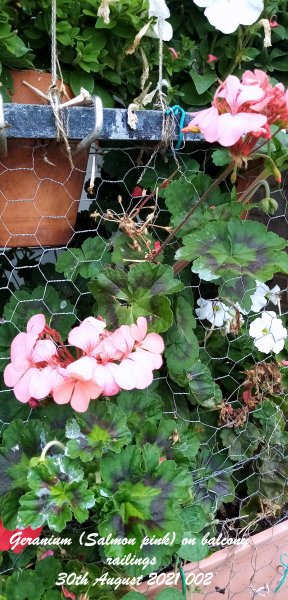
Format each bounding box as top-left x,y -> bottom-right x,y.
0,70 -> 88,247
137,521 -> 288,599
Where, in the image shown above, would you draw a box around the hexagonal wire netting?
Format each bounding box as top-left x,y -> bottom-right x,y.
0,117 -> 288,599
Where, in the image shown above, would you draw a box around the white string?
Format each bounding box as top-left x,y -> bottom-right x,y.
51,0 -> 57,87
48,0 -> 74,167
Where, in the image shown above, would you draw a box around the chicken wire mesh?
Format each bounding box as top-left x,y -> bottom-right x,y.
0,133 -> 288,599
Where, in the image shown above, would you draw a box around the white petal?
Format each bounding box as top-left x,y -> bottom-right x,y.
249,317 -> 263,338
272,338 -> 285,354
254,333 -> 274,354
152,19 -> 173,41
198,0 -> 263,34
149,0 -> 170,19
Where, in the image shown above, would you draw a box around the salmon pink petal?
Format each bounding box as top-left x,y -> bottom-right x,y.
53,380 -> 74,405
4,361 -> 28,388
68,323 -> 102,355
93,363 -> 120,396
70,382 -> 94,412
188,106 -> 219,131
115,359 -> 153,390
136,348 -> 163,370
32,339 -> 57,363
109,326 -> 135,354
28,368 -> 53,400
66,356 -> 97,381
139,332 -> 165,353
218,113 -> 267,145
13,370 -> 35,403
27,314 -> 46,335
130,317 -> 148,341
10,332 -> 37,363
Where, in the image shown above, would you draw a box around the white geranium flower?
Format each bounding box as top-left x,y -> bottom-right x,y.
192,0 -> 264,34
250,281 -> 281,312
196,298 -> 231,327
249,311 -> 287,354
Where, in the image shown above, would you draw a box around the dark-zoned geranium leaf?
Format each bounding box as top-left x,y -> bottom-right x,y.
194,451 -> 235,510
218,273 -> 256,312
3,285 -> 76,339
89,264 -> 183,331
97,445 -> 191,572
1,489 -> 22,529
116,389 -> 163,431
136,419 -> 200,465
178,360 -> 222,409
220,423 -> 260,461
55,237 -> 111,281
17,456 -> 95,531
176,220 -> 288,281
165,324 -> 199,375
0,420 -> 50,495
65,401 -> 131,462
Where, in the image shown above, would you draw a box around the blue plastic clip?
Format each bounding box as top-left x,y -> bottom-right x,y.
165,104 -> 186,151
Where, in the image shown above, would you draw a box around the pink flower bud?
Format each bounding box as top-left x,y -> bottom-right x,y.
207,54 -> 218,63
168,47 -> 179,59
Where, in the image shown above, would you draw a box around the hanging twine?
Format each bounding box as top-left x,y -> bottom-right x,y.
48,0 -> 74,168
155,17 -> 178,153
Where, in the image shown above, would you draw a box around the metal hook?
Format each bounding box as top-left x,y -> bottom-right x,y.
0,94 -> 7,157
73,95 -> 103,154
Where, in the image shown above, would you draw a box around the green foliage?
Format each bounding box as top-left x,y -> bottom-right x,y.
176,220 -> 288,281
89,264 -> 184,331
3,285 -> 76,339
65,401 -> 132,461
18,456 -> 95,531
55,237 -> 111,281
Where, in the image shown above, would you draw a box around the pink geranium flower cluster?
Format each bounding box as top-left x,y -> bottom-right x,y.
183,69 -> 288,161
4,314 -> 164,413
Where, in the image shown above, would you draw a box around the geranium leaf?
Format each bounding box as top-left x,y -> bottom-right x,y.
5,571 -> 44,600
116,390 -> 163,431
97,446 -> 191,572
89,264 -> 183,331
165,324 -> 199,374
218,273 -> 256,312
56,237 -> 111,281
1,489 -> 22,529
177,532 -> 209,562
184,361 -> 222,409
3,285 -> 76,339
34,557 -> 61,589
17,457 -> 95,531
220,423 -> 260,461
0,420 -> 50,495
176,220 -> 288,281
65,401 -> 131,462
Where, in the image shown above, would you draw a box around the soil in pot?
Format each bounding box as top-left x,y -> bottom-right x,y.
0,70 -> 88,247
